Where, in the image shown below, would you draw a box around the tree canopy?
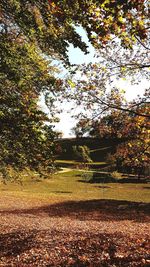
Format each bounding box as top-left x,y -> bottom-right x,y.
0,0 -> 149,179
72,101 -> 150,175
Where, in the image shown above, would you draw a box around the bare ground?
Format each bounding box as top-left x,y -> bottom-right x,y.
0,193 -> 150,267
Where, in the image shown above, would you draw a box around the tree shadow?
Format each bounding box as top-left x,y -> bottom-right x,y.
78,173 -> 149,184
78,172 -> 117,183
0,229 -> 149,266
0,199 -> 149,223
0,230 -> 37,257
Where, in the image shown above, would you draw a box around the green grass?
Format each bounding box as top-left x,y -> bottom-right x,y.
56,160 -> 108,167
0,170 -> 150,203
56,160 -> 77,164
56,160 -> 107,165
90,146 -> 112,153
87,162 -> 107,166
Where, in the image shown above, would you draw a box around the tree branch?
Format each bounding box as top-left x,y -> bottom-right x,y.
91,93 -> 150,118
135,36 -> 150,51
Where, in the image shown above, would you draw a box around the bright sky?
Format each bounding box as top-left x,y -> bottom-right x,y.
40,27 -> 149,138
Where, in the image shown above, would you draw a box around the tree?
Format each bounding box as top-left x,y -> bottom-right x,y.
1,0 -> 149,179
113,105 -> 150,176
61,1 -> 149,119
1,0 -> 149,62
65,60 -> 149,122
49,0 -> 149,50
71,119 -> 92,138
80,103 -> 150,176
0,2 -> 62,179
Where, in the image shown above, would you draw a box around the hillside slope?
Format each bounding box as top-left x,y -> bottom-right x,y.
56,137 -> 120,162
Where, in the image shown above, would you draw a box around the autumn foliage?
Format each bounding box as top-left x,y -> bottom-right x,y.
0,0 -> 149,179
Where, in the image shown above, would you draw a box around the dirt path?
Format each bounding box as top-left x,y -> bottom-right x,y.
57,167 -> 73,173
0,194 -> 149,266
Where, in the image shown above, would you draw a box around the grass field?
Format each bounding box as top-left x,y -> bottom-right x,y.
0,170 -> 150,203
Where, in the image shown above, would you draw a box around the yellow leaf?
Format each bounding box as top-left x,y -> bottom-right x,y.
68,79 -> 75,88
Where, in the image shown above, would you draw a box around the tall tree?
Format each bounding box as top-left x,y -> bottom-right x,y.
0,33 -> 58,178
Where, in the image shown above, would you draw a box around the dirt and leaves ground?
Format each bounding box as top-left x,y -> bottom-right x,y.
0,171 -> 150,266
0,191 -> 149,267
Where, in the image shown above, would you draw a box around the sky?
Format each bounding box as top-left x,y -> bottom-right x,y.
39,27 -> 149,138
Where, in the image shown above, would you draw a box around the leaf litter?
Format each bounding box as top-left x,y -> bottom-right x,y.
0,194 -> 149,266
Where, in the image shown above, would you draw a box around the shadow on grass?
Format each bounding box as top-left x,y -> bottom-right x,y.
77,172 -> 117,183
0,199 -> 149,223
78,178 -> 116,183
78,172 -> 149,184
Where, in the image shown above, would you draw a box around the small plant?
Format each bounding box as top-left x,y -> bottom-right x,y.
111,171 -> 122,180
82,171 -> 93,182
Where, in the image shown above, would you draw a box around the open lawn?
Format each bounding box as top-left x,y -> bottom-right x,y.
0,170 -> 150,202
0,171 -> 150,266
